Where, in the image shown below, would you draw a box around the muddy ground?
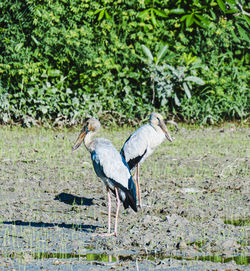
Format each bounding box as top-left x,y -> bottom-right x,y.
0,124 -> 249,270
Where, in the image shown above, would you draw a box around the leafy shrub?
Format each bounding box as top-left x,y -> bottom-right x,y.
141,45 -> 205,108
0,0 -> 249,126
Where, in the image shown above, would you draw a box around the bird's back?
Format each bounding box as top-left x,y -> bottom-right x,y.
121,124 -> 165,170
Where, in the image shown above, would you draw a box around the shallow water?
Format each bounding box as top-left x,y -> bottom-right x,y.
3,248 -> 249,265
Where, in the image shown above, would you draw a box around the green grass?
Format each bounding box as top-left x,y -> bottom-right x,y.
224,219 -> 250,227
3,251 -> 249,265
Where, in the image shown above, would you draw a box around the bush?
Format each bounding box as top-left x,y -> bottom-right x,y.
0,0 -> 249,126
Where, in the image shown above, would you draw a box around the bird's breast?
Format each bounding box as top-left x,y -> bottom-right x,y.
147,126 -> 166,149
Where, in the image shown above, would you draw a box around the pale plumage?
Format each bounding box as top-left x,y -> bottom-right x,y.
121,113 -> 173,207
91,138 -> 135,204
72,118 -> 137,236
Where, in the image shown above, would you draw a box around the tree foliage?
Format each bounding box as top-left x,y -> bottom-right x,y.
0,0 -> 249,126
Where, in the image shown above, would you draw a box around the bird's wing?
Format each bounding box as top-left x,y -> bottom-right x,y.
121,125 -> 150,169
92,138 -> 131,190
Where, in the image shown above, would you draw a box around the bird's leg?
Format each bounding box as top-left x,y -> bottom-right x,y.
100,187 -> 119,237
114,187 -> 120,236
136,164 -> 142,208
107,187 -> 111,234
133,171 -> 139,200
99,187 -> 115,237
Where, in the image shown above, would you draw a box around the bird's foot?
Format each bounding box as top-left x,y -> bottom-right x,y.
137,203 -> 152,208
100,232 -> 117,237
93,231 -> 117,237
137,201 -> 143,208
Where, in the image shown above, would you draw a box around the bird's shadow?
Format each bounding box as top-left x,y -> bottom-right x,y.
3,220 -> 98,232
54,192 -> 94,206
2,194 -> 97,232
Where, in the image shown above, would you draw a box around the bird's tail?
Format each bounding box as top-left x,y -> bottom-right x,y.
123,176 -> 137,212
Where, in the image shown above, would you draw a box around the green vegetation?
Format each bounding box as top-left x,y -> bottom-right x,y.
0,0 -> 249,126
224,219 -> 250,226
194,255 -> 249,265
5,252 -> 249,265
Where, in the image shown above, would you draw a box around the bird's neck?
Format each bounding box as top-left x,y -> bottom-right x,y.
151,123 -> 165,135
150,123 -> 159,131
84,131 -> 96,153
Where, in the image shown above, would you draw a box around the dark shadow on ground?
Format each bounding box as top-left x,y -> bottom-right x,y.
54,192 -> 94,206
3,220 -> 98,232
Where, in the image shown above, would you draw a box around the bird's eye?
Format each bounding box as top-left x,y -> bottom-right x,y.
157,117 -> 161,125
84,123 -> 89,132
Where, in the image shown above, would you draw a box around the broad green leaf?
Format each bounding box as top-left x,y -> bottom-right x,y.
40,106 -> 48,114
187,81 -> 192,90
225,8 -> 239,14
36,9 -> 42,17
217,0 -> 226,13
66,88 -> 72,94
236,24 -> 250,42
97,9 -> 105,21
174,94 -> 181,106
165,64 -> 176,73
183,82 -> 191,99
142,45 -> 153,63
151,9 -> 158,26
169,8 -> 185,14
193,18 -> 206,28
72,97 -> 79,106
138,9 -> 150,19
104,10 -> 111,20
210,9 -> 216,20
128,72 -> 138,79
231,28 -> 240,42
154,9 -> 168,18
48,70 -> 61,77
93,8 -> 104,15
243,15 -> 250,26
156,45 -> 168,65
186,14 -> 194,27
180,15 -> 188,22
15,43 -> 23,52
31,35 -> 39,45
226,0 -> 236,4
3,113 -> 8,123
154,0 -> 162,4
195,14 -> 210,26
185,76 -> 205,85
87,10 -> 95,16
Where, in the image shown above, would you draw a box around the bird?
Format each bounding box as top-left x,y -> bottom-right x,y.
120,112 -> 173,208
72,118 -> 137,236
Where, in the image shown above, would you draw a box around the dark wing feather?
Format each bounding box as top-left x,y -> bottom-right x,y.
120,125 -> 149,170
123,176 -> 137,212
127,149 -> 147,170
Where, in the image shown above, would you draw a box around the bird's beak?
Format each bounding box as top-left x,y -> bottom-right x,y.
160,120 -> 173,142
72,129 -> 87,151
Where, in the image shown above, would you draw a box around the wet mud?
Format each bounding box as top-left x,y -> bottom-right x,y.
0,125 -> 249,270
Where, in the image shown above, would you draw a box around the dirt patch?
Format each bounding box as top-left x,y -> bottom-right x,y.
0,125 -> 249,270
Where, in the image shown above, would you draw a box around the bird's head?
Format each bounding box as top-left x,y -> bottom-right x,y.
150,113 -> 173,142
72,118 -> 101,151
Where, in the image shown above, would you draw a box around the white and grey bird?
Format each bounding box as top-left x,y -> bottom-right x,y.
120,113 -> 173,207
72,118 -> 137,236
